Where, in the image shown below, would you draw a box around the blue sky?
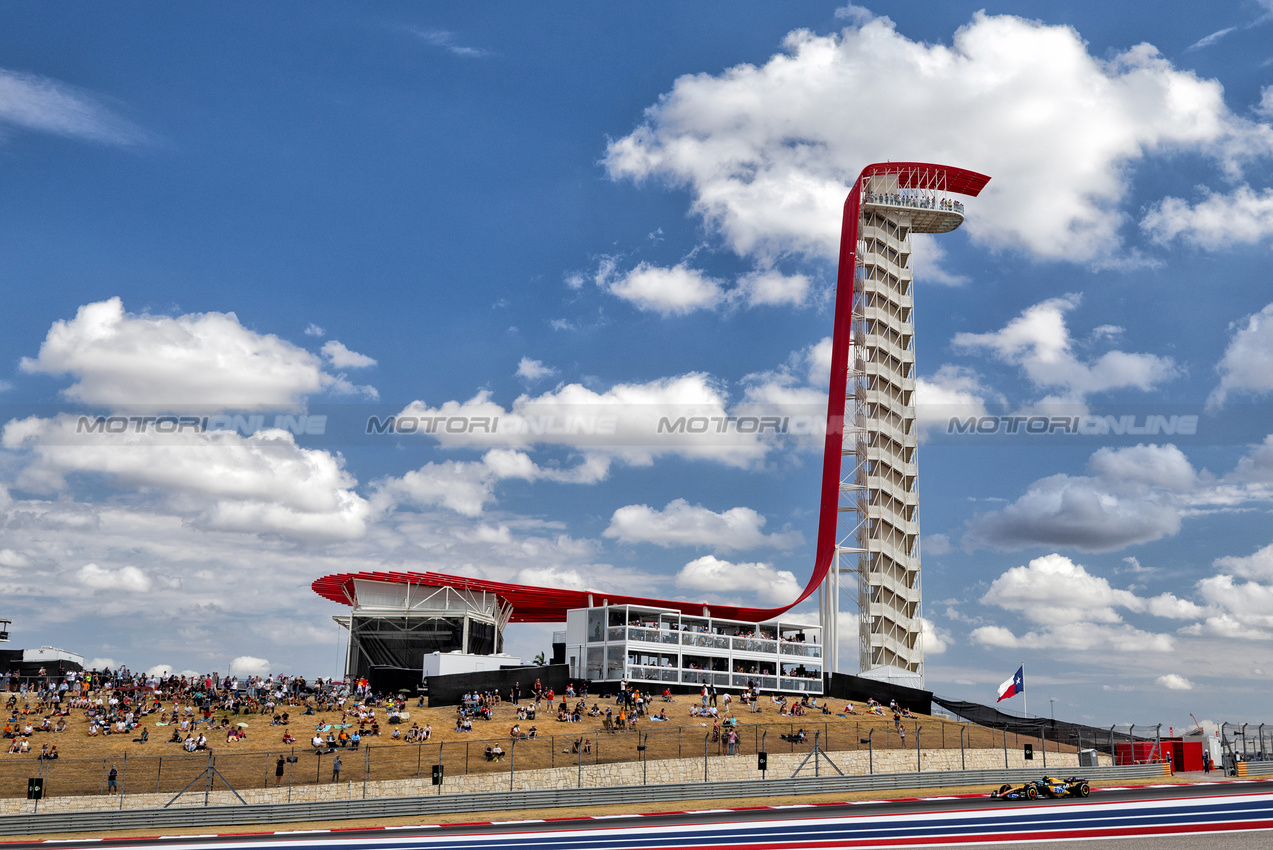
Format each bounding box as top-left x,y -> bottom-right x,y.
3,2 -> 1273,732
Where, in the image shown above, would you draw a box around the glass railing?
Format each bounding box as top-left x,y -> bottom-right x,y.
863,192 -> 964,214
607,627 -> 626,642
780,677 -> 823,693
659,630 -> 681,645
731,637 -> 778,654
780,643 -> 822,658
682,634 -> 730,650
625,627 -> 660,643
628,666 -> 678,682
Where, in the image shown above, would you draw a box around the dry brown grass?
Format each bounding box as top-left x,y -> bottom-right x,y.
0,691 -> 1075,800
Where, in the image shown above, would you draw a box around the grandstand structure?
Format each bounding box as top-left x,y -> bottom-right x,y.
315,162 -> 990,690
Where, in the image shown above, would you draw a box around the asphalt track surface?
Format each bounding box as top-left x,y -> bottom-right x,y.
8,781 -> 1273,849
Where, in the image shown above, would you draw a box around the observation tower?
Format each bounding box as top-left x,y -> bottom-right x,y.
314,161 -> 989,695
817,163 -> 990,689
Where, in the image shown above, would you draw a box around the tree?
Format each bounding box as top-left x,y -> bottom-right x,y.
533,651 -> 546,666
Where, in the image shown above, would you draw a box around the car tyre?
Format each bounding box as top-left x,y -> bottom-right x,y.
1078,783 -> 1090,797
1025,785 -> 1038,800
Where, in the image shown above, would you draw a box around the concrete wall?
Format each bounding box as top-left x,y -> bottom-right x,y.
0,747 -> 1111,815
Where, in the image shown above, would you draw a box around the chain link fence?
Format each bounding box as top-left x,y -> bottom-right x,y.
1,715 -> 1082,804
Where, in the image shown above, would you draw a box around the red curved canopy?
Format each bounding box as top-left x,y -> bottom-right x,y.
314,162 -> 990,623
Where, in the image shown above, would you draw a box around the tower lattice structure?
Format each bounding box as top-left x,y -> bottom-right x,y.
819,164 -> 986,688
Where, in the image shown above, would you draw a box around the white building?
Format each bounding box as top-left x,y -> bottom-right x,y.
564,603 -> 823,694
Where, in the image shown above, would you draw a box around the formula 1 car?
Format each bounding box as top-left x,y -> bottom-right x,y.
991,776 -> 1090,800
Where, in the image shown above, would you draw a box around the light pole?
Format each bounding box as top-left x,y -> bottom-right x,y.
1049,698 -> 1055,720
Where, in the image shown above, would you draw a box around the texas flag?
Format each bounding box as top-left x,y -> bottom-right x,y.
996,666 -> 1024,702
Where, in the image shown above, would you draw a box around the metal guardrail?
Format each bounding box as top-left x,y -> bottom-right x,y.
1,764 -> 1164,836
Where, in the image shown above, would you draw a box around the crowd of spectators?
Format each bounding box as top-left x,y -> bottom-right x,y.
4,664 -> 918,775
863,192 -> 965,214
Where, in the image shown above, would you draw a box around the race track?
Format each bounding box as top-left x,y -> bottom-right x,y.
10,780 -> 1273,850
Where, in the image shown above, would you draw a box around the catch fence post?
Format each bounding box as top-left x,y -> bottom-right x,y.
509,738 -> 516,792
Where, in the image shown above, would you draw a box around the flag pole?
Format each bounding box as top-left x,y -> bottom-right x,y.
1022,661 -> 1027,718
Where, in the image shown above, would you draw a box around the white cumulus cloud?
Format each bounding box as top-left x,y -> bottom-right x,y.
605,11 -> 1273,267
1209,303 -> 1273,407
674,554 -> 801,605
604,499 -> 803,552
606,262 -> 725,315
21,297 -> 376,408
3,416 -> 372,541
1143,186 -> 1273,249
228,655 -> 271,677
76,563 -> 152,593
952,295 -> 1176,405
964,444 -> 1196,551
516,357 -> 558,381
321,340 -> 377,369
1156,673 -> 1194,690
